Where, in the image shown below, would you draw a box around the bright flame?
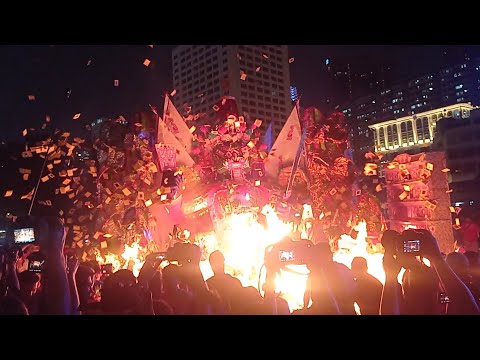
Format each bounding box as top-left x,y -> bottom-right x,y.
213,206 -> 292,286
333,221 -> 386,284
93,211 -> 394,313
95,241 -> 146,277
122,241 -> 144,277
196,205 -> 311,310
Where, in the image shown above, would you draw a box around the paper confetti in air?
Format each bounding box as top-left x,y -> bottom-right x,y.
114,80 -> 119,87
256,67 -> 261,72
240,71 -> 247,81
288,57 -> 295,63
399,191 -> 408,200
170,89 -> 177,96
143,59 -> 151,67
73,113 -> 81,120
4,190 -> 13,197
442,168 -> 450,173
28,95 -> 35,101
262,53 -> 269,59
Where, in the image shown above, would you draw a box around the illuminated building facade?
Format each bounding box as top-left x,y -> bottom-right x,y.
343,57 -> 480,164
369,103 -> 475,155
172,45 -> 291,138
371,104 -> 480,204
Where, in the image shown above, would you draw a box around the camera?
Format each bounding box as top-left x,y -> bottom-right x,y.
27,251 -> 45,273
13,227 -> 36,245
101,264 -> 113,275
279,250 -> 295,262
265,237 -> 314,266
439,292 -> 450,304
28,259 -> 44,273
12,216 -> 38,246
397,239 -> 421,255
165,243 -> 201,266
0,228 -> 7,247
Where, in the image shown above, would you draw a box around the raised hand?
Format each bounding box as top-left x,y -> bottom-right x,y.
66,255 -> 80,276
381,230 -> 403,277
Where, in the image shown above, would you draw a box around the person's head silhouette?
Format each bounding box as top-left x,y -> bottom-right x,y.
351,256 -> 368,279
209,250 -> 226,276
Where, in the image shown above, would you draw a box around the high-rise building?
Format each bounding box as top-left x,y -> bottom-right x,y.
343,57 -> 480,165
172,45 -> 292,138
433,108 -> 480,205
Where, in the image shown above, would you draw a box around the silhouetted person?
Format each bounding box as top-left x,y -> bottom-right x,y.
161,264 -> 195,315
18,271 -> 41,315
206,250 -> 243,313
351,256 -> 383,315
446,252 -> 480,306
305,243 -> 356,314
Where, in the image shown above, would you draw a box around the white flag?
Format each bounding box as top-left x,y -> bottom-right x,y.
156,120 -> 195,168
162,95 -> 194,153
264,105 -> 302,179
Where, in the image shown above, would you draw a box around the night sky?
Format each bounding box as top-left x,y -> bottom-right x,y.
1,44 -> 477,142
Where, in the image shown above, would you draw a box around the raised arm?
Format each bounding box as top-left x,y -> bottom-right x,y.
40,217 -> 72,315
379,230 -> 403,315
66,255 -> 80,315
403,229 -> 480,315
